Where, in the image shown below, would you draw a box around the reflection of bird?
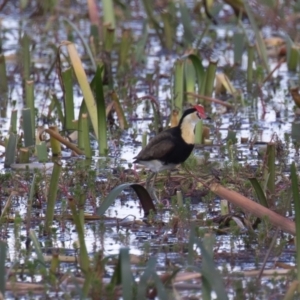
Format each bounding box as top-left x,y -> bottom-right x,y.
134,105 -> 207,200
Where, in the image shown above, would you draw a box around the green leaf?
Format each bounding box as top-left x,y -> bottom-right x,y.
120,248 -> 133,300
90,66 -> 108,156
190,226 -> 228,300
137,257 -> 156,299
110,248 -> 134,300
29,229 -> 45,265
243,0 -> 269,72
0,241 -> 6,295
291,162 -> 300,284
187,54 -> 205,93
97,183 -> 156,216
249,177 -> 269,208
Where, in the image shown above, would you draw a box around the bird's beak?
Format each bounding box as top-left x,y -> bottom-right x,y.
194,105 -> 207,119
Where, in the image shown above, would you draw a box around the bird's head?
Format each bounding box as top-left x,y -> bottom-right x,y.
193,105 -> 206,119
179,105 -> 207,144
179,105 -> 206,126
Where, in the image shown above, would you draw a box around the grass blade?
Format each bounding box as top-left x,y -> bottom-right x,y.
90,66 -> 108,156
192,230 -> 228,299
243,0 -> 269,72
120,248 -> 133,300
25,80 -> 35,137
0,241 -> 6,296
63,41 -> 98,139
62,68 -> 75,130
179,2 -> 194,45
4,133 -> 17,168
29,229 -> 45,265
291,162 -> 300,289
266,143 -> 275,196
137,257 -> 156,299
0,54 -> 8,94
97,183 -> 156,216
44,161 -> 62,235
173,59 -> 184,114
249,177 -> 269,208
187,53 -> 205,94
22,108 -> 34,147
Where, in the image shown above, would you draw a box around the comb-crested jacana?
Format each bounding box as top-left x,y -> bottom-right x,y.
134,105 -> 206,200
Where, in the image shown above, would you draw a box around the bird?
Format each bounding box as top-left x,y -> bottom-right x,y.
133,105 -> 207,200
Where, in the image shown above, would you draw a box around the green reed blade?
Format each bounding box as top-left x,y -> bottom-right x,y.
49,126 -> 61,156
118,29 -> 132,69
29,229 -> 46,268
187,53 -> 205,95
195,239 -> 228,299
179,2 -> 194,45
63,18 -> 97,71
0,193 -> 13,226
90,66 -> 107,156
142,132 -> 147,148
120,248 -> 133,300
134,21 -> 148,64
44,161 -> 62,235
202,234 -> 215,300
68,198 -> 90,278
50,94 -> 64,125
104,26 -> 115,52
247,44 -> 254,90
90,24 -> 100,57
18,148 -> 29,163
49,252 -> 59,285
36,142 -> 48,162
0,54 -> 8,94
64,41 -> 98,139
204,60 -> 217,97
195,119 -> 203,144
249,177 -> 269,208
233,31 -> 245,65
102,0 -> 116,29
81,114 -> 92,158
111,91 -> 128,130
220,199 -> 229,215
21,34 -> 31,81
288,46 -> 299,71
4,133 -> 17,168
62,68 -> 75,130
137,257 -> 156,298
0,241 -> 7,299
290,162 -> 300,290
0,241 -> 6,296
78,100 -> 87,150
25,80 -> 35,138
161,10 -> 173,50
185,59 -> 196,104
152,271 -> 168,299
141,0 -> 164,45
22,108 -> 34,147
188,225 -> 228,299
10,109 -> 17,134
25,174 -> 36,235
266,143 -> 275,196
150,101 -> 161,134
174,59 -> 185,115
243,0 -> 269,72
97,183 -> 156,216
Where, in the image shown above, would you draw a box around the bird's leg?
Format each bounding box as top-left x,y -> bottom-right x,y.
146,172 -> 159,202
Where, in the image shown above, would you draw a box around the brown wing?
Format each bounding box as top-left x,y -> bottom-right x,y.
134,130 -> 176,162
